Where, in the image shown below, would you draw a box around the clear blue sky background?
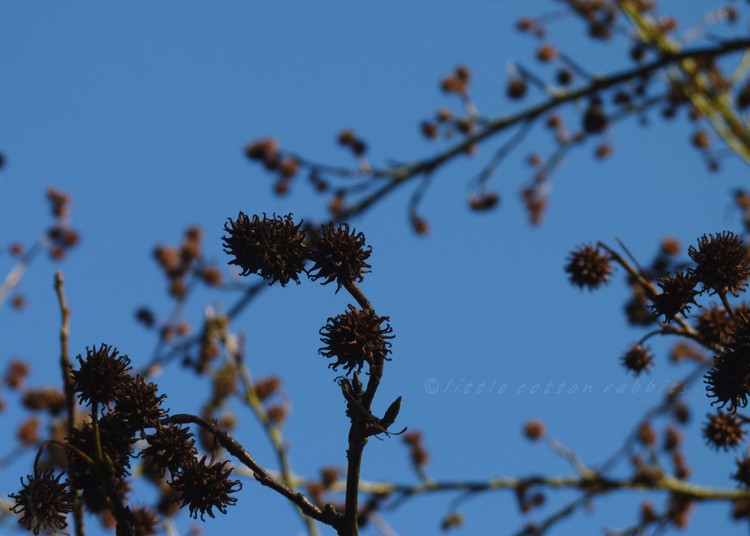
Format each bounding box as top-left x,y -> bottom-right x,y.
1,1 -> 749,535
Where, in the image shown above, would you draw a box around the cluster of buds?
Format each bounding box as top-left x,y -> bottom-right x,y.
152,225 -> 222,301
45,187 -> 80,262
244,138 -> 299,195
402,431 -> 429,468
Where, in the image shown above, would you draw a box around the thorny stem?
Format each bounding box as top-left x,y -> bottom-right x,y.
53,271 -> 85,536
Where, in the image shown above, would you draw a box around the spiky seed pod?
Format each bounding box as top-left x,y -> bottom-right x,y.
734,453 -> 750,488
565,243 -> 612,290
703,410 -> 746,450
222,212 -> 307,287
649,272 -> 700,322
169,456 -> 242,520
132,506 -> 159,536
705,347 -> 750,411
71,344 -> 132,408
319,305 -> 394,374
688,232 -> 750,296
67,416 -> 135,491
621,344 -> 654,376
696,304 -> 733,346
114,376 -> 168,434
142,424 -> 197,478
9,470 -> 73,535
308,222 -> 372,292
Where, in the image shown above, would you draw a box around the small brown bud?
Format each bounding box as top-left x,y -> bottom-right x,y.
536,44 -> 557,62
523,419 -> 546,441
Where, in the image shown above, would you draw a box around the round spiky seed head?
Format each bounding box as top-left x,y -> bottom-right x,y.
705,347 -> 750,411
169,456 -> 242,520
71,344 -> 132,408
308,222 -> 372,292
734,452 -> 750,488
319,305 -> 394,374
223,212 -> 308,287
703,410 -> 746,451
688,231 -> 750,297
565,243 -> 612,290
143,423 -> 198,477
696,304 -> 733,346
649,272 -> 700,322
9,470 -> 73,535
114,375 -> 168,433
622,344 -> 654,376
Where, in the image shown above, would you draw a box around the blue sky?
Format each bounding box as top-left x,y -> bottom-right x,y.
1,1 -> 750,535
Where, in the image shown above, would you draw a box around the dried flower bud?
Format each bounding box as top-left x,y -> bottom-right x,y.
468,192 -> 500,212
583,100 -> 608,133
319,305 -> 394,374
507,77 -> 527,99
223,212 -> 307,287
441,75 -> 467,95
135,307 -> 156,328
46,187 -> 70,219
536,44 -> 557,62
523,419 -> 545,441
455,65 -> 471,83
320,467 -> 339,489
556,68 -> 573,86
565,243 -> 612,290
691,130 -> 710,150
308,222 -> 372,292
421,121 -> 439,139
441,512 -> 465,530
436,108 -> 453,122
